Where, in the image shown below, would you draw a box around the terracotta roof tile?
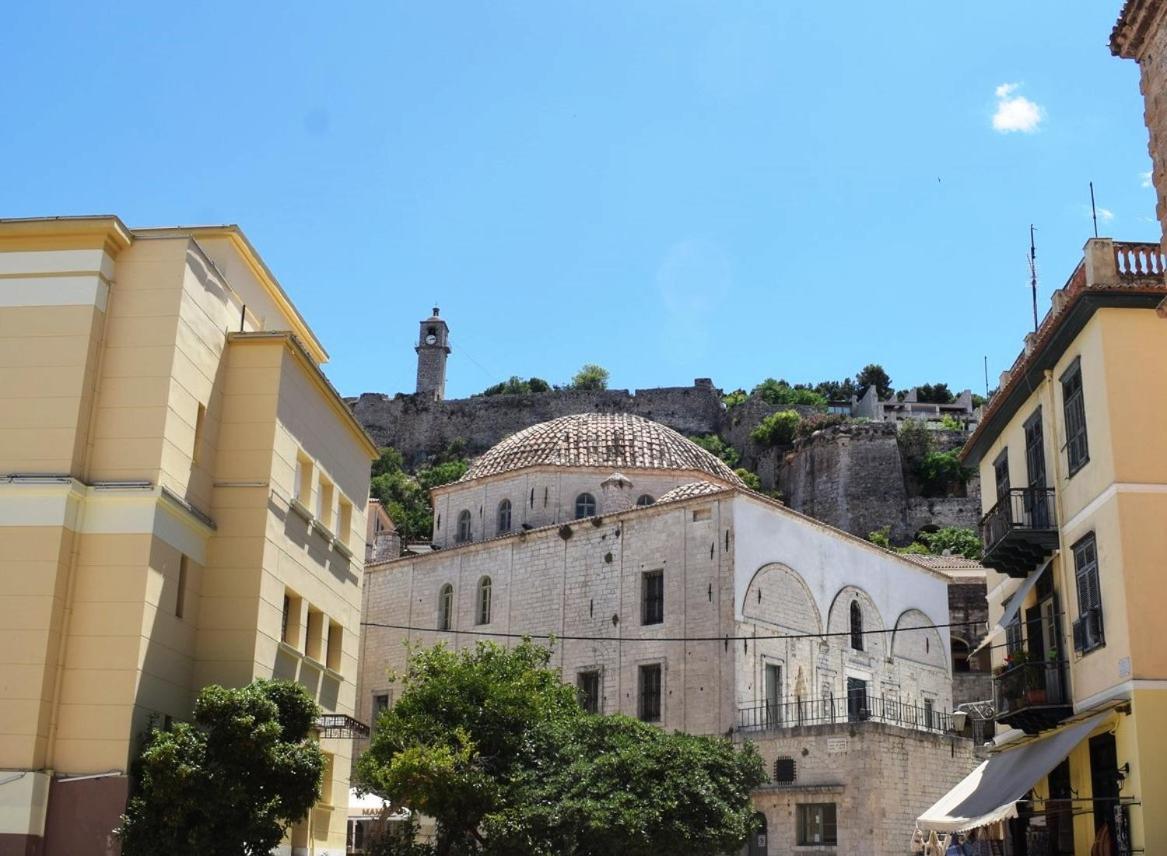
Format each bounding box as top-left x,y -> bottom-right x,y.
459,413 -> 745,486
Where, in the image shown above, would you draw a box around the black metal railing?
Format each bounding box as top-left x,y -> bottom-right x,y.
994,659 -> 1070,716
736,695 -> 953,735
981,488 -> 1058,551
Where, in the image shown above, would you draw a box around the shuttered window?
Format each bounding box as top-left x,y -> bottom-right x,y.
1061,361 -> 1090,475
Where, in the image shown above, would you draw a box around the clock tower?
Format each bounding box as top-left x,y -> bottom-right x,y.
415,306 -> 451,400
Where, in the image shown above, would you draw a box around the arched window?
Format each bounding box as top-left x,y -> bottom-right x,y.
438,584 -> 453,631
849,601 -> 864,651
477,576 -> 492,625
575,492 -> 596,519
952,638 -> 970,672
636,494 -> 655,507
497,499 -> 512,535
456,510 -> 472,543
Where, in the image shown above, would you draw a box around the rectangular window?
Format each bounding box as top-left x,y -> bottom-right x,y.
317,477 -> 334,530
1005,609 -> 1024,656
846,677 -> 868,722
642,570 -> 664,625
993,450 -> 1010,503
337,497 -> 353,545
1072,534 -> 1105,653
176,555 -> 188,619
638,664 -> 662,722
305,607 -> 324,661
1024,409 -> 1046,488
1061,360 -> 1090,475
326,620 -> 343,672
282,591 -> 302,648
923,697 -> 935,730
577,670 -> 601,714
192,403 -> 206,465
372,692 -> 391,724
796,803 -> 838,846
295,454 -> 313,505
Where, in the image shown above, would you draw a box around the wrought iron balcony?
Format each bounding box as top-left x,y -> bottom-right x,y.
981,488 -> 1059,577
994,658 -> 1072,734
737,695 -> 952,735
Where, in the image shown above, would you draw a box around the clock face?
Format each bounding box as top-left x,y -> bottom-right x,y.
425,334 -> 437,345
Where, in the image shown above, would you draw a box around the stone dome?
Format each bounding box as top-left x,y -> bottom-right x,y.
459,413 -> 745,486
657,480 -> 732,504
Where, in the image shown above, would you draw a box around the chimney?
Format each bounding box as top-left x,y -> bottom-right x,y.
600,472 -> 635,514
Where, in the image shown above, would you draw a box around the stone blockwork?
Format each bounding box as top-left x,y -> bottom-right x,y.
775,422 -> 980,543
745,722 -> 981,855
350,380 -> 726,467
1113,0 -> 1167,253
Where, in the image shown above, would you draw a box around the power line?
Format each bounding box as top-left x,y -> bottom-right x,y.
361,618 -> 990,644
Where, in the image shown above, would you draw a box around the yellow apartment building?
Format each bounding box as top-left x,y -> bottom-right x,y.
0,216 -> 376,855
918,238 -> 1167,853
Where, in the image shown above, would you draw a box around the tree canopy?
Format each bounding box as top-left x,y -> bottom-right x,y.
855,363 -> 893,399
479,376 -> 551,396
915,382 -> 955,404
569,364 -> 610,391
118,680 -> 323,856
356,640 -> 764,856
751,378 -> 827,407
370,446 -> 468,548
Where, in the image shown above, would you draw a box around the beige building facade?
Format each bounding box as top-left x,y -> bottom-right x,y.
0,217 -> 376,856
359,414 -> 972,854
919,238 -> 1167,853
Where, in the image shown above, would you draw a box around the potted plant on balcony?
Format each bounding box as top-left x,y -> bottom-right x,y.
1024,651 -> 1048,705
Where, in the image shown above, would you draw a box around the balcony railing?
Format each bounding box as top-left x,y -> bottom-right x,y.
980,488 -> 1059,577
736,695 -> 952,735
994,659 -> 1072,734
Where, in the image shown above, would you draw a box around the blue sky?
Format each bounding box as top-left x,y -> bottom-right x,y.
0,1 -> 1155,400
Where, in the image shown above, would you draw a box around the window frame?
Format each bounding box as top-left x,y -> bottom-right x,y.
1061,358 -> 1090,476
1072,533 -> 1105,654
456,509 -> 473,543
993,449 -> 1011,503
577,670 -> 601,714
642,570 -> 664,625
476,576 -> 492,626
497,498 -> 512,534
635,494 -> 655,507
438,583 -> 454,631
796,802 -> 838,846
849,600 -> 864,651
638,662 -> 663,722
574,492 -> 596,519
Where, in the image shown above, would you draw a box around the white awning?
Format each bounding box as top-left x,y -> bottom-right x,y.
971,556 -> 1053,656
917,714 -> 1107,833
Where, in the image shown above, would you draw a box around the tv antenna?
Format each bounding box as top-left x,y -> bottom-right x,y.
1089,181 -> 1099,238
1029,225 -> 1039,333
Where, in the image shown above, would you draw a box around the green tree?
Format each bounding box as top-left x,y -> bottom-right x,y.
480,377 -> 551,396
750,410 -> 801,447
917,450 -> 972,497
689,434 -> 741,468
813,378 -> 856,402
752,378 -> 827,407
722,388 -> 748,409
356,640 -> 764,856
569,364 -> 610,391
855,364 -> 893,399
915,383 -> 955,404
118,680 -> 323,856
917,526 -> 982,560
370,447 -> 468,548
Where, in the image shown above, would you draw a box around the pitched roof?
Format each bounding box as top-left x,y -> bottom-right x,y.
657,480 -> 730,503
457,413 -> 745,486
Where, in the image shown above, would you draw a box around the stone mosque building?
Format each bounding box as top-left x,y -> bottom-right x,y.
358,412 -> 980,853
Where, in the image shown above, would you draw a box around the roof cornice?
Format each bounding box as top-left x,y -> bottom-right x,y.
1111,0 -> 1166,58
0,215 -> 133,256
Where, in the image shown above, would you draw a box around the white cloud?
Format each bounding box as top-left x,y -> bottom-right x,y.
992,82 -> 1044,133
1097,207 -> 1115,222
1141,170 -> 1153,188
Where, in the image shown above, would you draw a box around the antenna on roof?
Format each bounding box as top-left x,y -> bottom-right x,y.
1089,181 -> 1099,238
983,355 -> 989,399
1029,225 -> 1039,333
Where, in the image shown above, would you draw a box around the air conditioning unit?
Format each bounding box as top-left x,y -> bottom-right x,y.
1072,607 -> 1105,653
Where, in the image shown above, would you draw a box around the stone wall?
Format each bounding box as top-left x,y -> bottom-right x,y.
350,379 -> 725,467
773,422 -> 981,542
745,722 -> 981,855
